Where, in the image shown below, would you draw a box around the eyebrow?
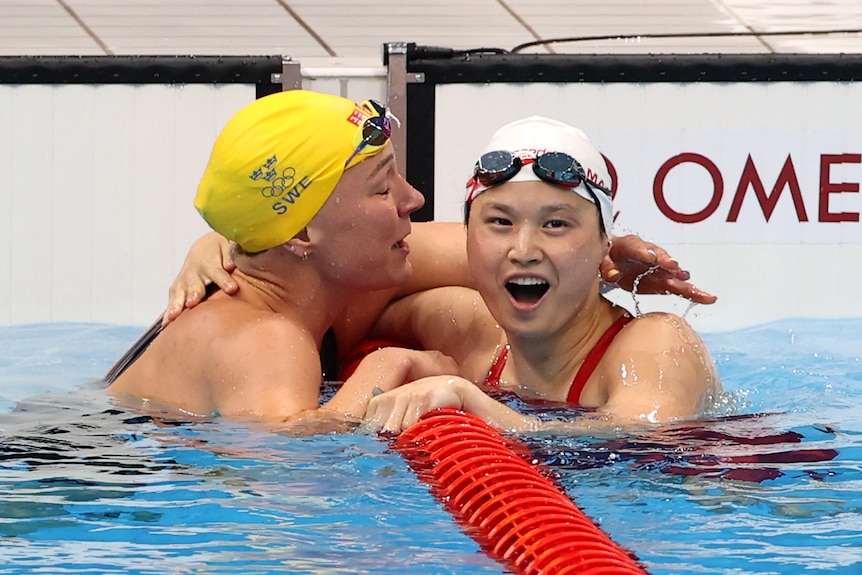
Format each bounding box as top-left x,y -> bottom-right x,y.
483,202 -> 581,216
541,204 -> 581,215
369,152 -> 395,178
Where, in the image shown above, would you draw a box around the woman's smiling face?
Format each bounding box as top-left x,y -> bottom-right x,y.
466,179 -> 609,338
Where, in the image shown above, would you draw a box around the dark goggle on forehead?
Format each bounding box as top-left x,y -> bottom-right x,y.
344,99 -> 392,167
474,150 -> 611,197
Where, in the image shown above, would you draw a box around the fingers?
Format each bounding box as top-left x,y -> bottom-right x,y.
645,245 -> 684,275
163,281 -> 202,326
606,234 -> 715,303
206,266 -> 239,295
219,242 -> 237,273
365,378 -> 465,433
671,280 -> 718,305
367,393 -> 422,434
161,305 -> 180,327
599,255 -> 622,284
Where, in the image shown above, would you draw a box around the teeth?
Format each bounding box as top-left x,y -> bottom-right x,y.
509,277 -> 547,286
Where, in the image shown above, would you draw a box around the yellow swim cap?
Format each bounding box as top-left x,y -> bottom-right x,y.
195,90 -> 390,253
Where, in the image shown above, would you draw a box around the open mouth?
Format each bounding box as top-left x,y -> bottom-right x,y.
505,277 -> 549,304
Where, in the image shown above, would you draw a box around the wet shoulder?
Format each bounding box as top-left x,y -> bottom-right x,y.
614,311 -> 699,348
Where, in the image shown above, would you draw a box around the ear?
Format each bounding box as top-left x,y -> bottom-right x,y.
285,227 -> 312,258
598,237 -> 618,282
601,234 -> 612,259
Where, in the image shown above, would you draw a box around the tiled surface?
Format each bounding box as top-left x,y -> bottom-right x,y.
2,0 -> 862,59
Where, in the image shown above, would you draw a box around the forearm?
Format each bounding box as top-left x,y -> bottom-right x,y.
398,222 -> 473,295
324,347 -> 415,418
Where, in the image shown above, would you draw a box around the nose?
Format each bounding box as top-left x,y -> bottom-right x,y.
396,174 -> 426,217
508,226 -> 543,265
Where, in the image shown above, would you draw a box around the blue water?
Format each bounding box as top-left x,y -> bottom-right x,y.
1,320 -> 861,574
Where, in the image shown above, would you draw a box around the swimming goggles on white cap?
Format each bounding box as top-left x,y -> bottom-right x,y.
469,150 -> 612,235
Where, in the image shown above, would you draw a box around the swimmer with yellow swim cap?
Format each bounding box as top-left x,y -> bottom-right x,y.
109,89 -> 460,429
195,90 -> 394,253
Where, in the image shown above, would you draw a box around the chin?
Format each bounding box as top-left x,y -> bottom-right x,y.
365,262 -> 413,291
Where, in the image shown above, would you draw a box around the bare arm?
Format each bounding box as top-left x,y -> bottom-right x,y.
164,224 -> 715,327
323,347 -> 460,419
212,322 -> 459,430
366,286 -> 495,367
595,313 -> 721,422
376,223 -> 716,303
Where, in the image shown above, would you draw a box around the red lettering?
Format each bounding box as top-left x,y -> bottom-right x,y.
820,154 -> 861,222
652,152 -> 860,225
727,155 -> 808,222
602,154 -> 620,224
654,153 -> 723,223
602,153 -> 618,199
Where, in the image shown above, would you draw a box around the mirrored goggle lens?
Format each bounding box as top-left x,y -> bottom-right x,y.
474,150 -> 520,185
362,116 -> 391,147
534,152 -> 584,186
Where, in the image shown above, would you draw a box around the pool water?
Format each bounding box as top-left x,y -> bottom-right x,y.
1,320 -> 860,574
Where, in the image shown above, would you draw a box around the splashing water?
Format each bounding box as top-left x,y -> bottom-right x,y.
629,264 -> 660,317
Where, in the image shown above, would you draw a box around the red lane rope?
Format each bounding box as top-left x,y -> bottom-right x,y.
392,408 -> 649,575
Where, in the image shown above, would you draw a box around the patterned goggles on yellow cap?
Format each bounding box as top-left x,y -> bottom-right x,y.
345,100 -> 392,167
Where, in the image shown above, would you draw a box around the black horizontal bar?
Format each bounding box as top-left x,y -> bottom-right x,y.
407,52 -> 862,83
0,55 -> 283,84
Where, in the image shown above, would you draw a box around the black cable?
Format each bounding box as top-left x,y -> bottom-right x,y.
511,28 -> 862,53
407,45 -> 509,60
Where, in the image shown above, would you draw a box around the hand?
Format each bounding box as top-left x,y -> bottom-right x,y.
365,376 -> 469,433
601,235 -> 717,305
162,233 -> 238,325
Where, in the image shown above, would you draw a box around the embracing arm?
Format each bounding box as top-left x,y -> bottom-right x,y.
164,224 -> 715,326
395,223 -> 716,303
323,347 -> 460,419
366,285 -> 495,367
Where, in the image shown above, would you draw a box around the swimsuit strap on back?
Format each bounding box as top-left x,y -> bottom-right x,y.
566,313 -> 633,404
103,283 -> 221,385
103,317 -> 164,385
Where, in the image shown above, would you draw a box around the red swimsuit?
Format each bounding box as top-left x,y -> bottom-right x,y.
485,314 -> 633,406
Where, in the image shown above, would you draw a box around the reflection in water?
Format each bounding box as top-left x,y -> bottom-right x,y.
1,320 -> 861,574
533,413 -> 838,484
0,390 -> 197,537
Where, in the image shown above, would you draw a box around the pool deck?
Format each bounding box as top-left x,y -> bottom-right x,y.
2,0 -> 862,60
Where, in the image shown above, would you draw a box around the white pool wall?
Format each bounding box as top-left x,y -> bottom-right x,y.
2,68 -> 860,333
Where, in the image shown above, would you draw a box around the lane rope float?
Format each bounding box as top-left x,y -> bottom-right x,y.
392,408 -> 649,575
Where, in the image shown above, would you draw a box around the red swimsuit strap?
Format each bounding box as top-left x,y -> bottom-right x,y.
484,314 -> 632,405
566,314 -> 633,405
485,346 -> 509,386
